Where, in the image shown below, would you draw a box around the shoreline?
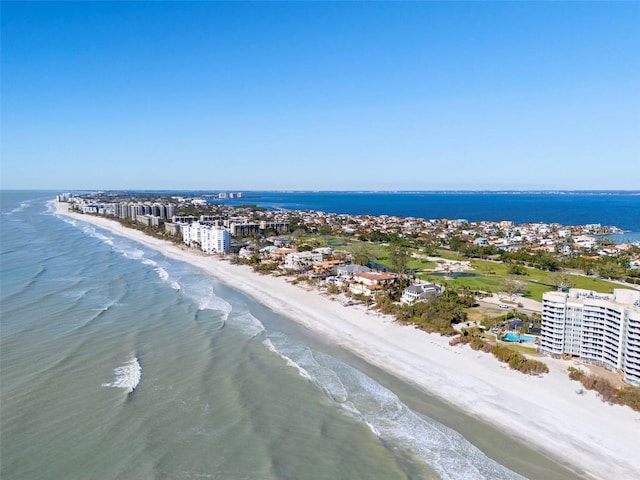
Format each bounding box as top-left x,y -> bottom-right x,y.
53,201 -> 640,479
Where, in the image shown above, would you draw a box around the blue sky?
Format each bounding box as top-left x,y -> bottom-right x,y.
2,1 -> 639,191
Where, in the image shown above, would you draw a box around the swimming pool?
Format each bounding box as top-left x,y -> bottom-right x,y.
503,333 -> 537,342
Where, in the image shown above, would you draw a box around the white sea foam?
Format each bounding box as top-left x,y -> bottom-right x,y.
263,338 -> 278,354
121,248 -> 144,260
44,200 -> 56,214
81,225 -> 115,246
262,334 -> 351,402
229,311 -> 265,338
73,222 -> 151,263
155,267 -> 170,281
262,339 -> 312,379
260,334 -> 523,479
365,421 -> 381,437
102,357 -> 142,393
198,292 -> 232,316
175,273 -> 232,316
329,362 -> 524,480
8,201 -> 31,214
60,217 -> 78,227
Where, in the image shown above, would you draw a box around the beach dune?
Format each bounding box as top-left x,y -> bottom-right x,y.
55,202 -> 640,480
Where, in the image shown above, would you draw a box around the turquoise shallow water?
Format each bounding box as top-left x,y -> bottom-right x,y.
1,191 -> 581,480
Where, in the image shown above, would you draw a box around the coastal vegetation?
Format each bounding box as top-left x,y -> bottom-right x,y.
385,289 -> 475,334
450,329 -> 549,376
567,367 -> 640,412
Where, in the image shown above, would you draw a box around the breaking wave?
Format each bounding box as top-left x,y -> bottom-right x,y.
102,357 -> 142,393
263,339 -> 312,380
155,267 -> 170,282
6,201 -> 31,215
229,311 -> 265,338
262,333 -> 525,480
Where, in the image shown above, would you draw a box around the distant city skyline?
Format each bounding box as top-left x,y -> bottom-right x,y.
2,2 -> 639,191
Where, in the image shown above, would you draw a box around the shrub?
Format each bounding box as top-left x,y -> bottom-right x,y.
617,386 -> 640,411
468,337 -> 486,351
566,368 -> 640,412
520,359 -> 549,374
490,345 -> 547,375
568,366 -> 585,381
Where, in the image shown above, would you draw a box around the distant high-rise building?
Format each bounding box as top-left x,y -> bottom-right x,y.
129,204 -> 143,220
166,204 -> 176,219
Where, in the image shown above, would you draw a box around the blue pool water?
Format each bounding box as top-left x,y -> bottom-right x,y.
503,333 -> 537,342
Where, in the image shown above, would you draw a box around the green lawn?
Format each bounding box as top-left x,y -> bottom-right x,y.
303,238 -> 624,301
502,343 -> 539,354
433,248 -> 464,261
418,273 -> 504,293
407,257 -> 438,271
418,258 -> 623,302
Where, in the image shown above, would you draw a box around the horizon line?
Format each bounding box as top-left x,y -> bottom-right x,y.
5,188 -> 639,194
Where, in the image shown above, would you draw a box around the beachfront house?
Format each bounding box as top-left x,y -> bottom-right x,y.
283,251 -> 323,272
308,259 -> 346,278
336,264 -> 372,280
401,282 -> 442,304
349,271 -> 398,297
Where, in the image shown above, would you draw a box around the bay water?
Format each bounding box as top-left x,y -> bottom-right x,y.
217,190 -> 640,234
1,191 -> 583,479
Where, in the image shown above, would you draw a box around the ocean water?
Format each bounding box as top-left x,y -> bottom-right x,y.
1,191 -> 582,480
216,191 -> 640,233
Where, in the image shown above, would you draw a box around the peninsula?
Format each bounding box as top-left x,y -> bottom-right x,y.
54,197 -> 640,480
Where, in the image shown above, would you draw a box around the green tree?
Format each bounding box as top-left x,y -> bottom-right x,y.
507,264 -> 528,275
500,276 -> 528,299
353,243 -> 374,266
598,261 -> 625,280
389,242 -> 410,274
449,236 -> 464,251
547,272 -> 574,290
317,224 -> 333,236
534,251 -> 559,271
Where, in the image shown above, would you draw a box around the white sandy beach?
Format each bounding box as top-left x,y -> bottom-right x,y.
55,202 -> 640,480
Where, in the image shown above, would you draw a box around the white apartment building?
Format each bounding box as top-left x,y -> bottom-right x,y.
182,222 -> 230,254
541,288 -> 640,385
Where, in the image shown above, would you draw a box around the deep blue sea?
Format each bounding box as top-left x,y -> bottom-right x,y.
214,191 -> 640,241
0,191 -> 593,480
